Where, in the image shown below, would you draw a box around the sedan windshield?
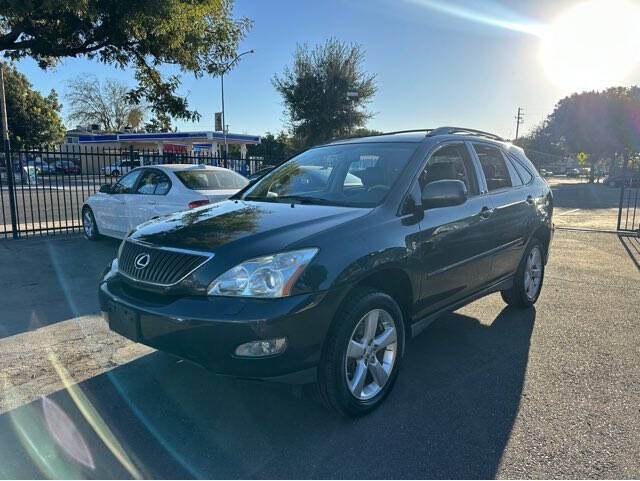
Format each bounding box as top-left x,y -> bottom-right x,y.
243,142 -> 417,207
176,170 -> 249,190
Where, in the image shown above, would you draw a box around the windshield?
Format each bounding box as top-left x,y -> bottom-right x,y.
243,142 -> 417,207
176,170 -> 249,190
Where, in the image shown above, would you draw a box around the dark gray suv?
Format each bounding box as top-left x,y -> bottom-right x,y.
100,127 -> 554,416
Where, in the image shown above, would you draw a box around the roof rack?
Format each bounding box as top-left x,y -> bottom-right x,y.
426,127 -> 504,141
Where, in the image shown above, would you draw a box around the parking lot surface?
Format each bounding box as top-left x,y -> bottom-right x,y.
546,177 -> 623,231
0,227 -> 639,478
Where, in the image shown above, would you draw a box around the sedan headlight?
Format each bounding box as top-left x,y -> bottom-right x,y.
208,248 -> 319,298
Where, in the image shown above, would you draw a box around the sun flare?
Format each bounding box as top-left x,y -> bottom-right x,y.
540,0 -> 640,91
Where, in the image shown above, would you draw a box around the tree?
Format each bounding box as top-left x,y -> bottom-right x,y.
126,107 -> 145,131
144,113 -> 173,133
516,87 -> 640,180
273,38 -> 377,147
543,87 -> 640,180
0,0 -> 251,122
246,131 -> 296,161
351,127 -> 383,137
2,63 -> 65,147
65,75 -> 140,131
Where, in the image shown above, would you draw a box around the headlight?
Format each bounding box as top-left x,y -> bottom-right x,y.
208,248 -> 318,298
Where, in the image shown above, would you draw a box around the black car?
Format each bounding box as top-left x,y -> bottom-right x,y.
100,127 -> 554,416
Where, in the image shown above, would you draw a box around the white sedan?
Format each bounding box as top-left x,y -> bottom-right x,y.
82,164 -> 249,240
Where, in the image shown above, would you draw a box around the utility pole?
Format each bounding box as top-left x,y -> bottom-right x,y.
515,107 -> 524,140
0,62 -> 18,238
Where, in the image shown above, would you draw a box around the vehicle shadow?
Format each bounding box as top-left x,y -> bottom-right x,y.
0,305 -> 535,478
0,235 -> 120,339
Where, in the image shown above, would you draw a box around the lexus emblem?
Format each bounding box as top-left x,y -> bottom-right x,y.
134,253 -> 151,269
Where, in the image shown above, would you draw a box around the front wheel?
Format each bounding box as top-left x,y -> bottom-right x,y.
82,207 -> 100,240
317,288 -> 405,417
501,239 -> 545,308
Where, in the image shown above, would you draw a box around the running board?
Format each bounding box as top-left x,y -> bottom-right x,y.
410,277 -> 513,338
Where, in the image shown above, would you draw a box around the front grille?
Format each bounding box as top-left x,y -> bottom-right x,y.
118,241 -> 212,286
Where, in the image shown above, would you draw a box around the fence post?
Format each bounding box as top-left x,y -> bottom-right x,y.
617,151 -> 629,231
3,145 -> 18,238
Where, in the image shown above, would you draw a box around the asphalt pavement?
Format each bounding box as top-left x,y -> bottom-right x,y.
0,228 -> 638,478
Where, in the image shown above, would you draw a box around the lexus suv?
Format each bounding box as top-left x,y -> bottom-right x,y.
100,127 -> 553,416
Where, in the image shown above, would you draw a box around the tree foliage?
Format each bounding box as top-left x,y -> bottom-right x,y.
65,75 -> 141,131
0,0 -> 251,122
246,131 -> 295,161
518,87 -> 640,177
273,38 -> 377,148
2,63 -> 65,147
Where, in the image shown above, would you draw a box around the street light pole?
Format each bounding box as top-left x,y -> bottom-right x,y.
219,49 -> 255,159
221,72 -> 226,158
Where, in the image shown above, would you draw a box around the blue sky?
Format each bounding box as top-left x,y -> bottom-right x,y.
15,0 -> 640,139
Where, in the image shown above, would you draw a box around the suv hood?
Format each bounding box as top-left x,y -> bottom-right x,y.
129,199 -> 370,252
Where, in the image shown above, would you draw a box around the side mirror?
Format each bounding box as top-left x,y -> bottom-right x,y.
99,184 -> 112,194
421,179 -> 467,209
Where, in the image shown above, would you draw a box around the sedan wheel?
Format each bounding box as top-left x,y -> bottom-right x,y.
82,208 -> 99,240
345,309 -> 398,400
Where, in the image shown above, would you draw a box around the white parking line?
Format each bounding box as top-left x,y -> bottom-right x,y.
557,208 -> 580,216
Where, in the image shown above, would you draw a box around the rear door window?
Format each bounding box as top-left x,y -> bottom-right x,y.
473,144 -> 513,191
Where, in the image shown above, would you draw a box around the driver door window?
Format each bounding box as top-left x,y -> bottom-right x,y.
136,169 -> 171,195
111,170 -> 142,194
419,144 -> 478,195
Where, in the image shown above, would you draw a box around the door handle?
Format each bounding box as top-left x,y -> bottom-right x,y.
479,206 -> 494,219
526,195 -> 534,205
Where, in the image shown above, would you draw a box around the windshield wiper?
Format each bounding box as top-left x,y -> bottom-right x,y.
272,195 -> 325,205
245,195 -> 358,207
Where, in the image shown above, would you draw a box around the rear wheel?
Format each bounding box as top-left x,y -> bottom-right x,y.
501,239 -> 545,308
317,288 -> 405,417
82,207 -> 100,240
111,170 -> 120,177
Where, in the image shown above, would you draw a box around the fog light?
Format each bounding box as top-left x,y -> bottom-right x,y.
235,338 -> 287,357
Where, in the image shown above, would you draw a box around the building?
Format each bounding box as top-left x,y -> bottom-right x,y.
61,129 -> 261,173
64,130 -> 260,157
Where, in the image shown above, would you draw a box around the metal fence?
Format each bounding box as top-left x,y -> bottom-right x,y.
617,156 -> 640,234
0,146 -> 282,239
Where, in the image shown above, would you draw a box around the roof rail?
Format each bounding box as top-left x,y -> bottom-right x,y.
330,129 -> 433,142
426,127 -> 504,141
380,129 -> 434,136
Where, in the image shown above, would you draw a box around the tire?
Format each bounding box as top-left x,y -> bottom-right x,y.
501,239 -> 545,308
317,287 -> 405,417
82,206 -> 100,240
111,170 -> 119,177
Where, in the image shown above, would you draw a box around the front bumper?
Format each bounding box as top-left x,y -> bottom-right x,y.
99,276 -> 345,383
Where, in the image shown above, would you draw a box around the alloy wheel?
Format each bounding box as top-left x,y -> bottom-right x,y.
83,210 -> 93,237
344,308 -> 398,400
524,246 -> 542,301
